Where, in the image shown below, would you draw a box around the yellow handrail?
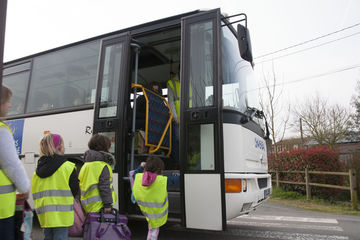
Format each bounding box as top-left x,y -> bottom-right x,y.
131,84 -> 173,156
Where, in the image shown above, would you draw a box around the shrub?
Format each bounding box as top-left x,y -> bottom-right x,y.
269,146 -> 346,198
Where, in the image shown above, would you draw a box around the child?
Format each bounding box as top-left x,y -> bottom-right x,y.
132,156 -> 179,240
79,134 -> 117,214
31,133 -> 79,240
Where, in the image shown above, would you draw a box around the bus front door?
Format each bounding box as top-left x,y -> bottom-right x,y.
92,33 -> 131,213
180,9 -> 226,231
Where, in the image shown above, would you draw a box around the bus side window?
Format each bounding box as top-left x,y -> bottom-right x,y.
63,86 -> 83,107
30,91 -> 56,111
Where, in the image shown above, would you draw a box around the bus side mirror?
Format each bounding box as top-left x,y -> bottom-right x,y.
237,24 -> 253,65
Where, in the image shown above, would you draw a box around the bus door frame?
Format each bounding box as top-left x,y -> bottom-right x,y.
93,32 -> 131,213
180,9 -> 226,231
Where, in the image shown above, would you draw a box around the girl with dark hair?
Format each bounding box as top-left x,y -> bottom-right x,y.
79,134 -> 117,214
132,156 -> 179,240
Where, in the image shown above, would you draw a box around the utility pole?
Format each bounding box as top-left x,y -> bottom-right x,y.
300,118 -> 304,148
0,0 -> 8,101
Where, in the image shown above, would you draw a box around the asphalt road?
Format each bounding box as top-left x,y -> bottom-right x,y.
31,201 -> 360,240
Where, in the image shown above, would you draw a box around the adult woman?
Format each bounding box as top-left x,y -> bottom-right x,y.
0,85 -> 30,240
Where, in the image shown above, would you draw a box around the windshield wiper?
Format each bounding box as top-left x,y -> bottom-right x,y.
241,107 -> 270,139
242,107 -> 263,121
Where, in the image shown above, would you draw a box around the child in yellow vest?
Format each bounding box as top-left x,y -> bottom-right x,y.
132,156 -> 179,240
31,133 -> 79,240
79,134 -> 117,214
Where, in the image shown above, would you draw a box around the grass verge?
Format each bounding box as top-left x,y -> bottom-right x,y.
269,187 -> 360,216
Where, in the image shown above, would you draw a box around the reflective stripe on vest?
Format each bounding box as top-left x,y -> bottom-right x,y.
0,122 -> 17,219
31,161 -> 75,228
142,208 -> 168,219
136,196 -> 168,208
0,184 -> 16,194
133,173 -> 168,228
79,161 -> 117,213
36,204 -> 74,214
33,189 -> 73,200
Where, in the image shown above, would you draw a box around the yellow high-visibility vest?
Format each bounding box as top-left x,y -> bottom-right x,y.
31,161 -> 75,227
133,173 -> 168,228
79,161 -> 117,213
167,77 -> 192,118
188,152 -> 201,171
0,122 -> 17,219
167,78 -> 180,118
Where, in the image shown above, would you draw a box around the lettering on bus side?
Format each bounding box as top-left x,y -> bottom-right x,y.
254,138 -> 265,151
85,126 -> 93,134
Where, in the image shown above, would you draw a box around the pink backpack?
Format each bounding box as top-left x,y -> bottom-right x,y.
69,199 -> 85,237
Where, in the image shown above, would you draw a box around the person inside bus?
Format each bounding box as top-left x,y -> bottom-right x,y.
31,133 -> 79,240
31,91 -> 56,111
79,134 -> 117,214
131,156 -> 179,240
0,85 -> 30,240
167,66 -> 180,168
63,86 -> 83,107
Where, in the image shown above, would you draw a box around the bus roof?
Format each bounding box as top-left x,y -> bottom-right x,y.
4,10 -> 203,66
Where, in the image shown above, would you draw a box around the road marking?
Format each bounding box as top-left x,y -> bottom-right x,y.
237,214 -> 338,224
228,220 -> 344,231
223,229 -> 349,240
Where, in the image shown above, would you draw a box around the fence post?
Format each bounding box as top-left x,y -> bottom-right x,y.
349,169 -> 358,211
276,170 -> 279,188
305,167 -> 311,201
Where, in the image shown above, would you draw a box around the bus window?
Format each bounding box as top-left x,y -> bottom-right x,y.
221,24 -> 259,114
186,124 -> 215,171
26,40 -> 100,113
98,43 -> 123,118
3,62 -> 31,115
188,20 -> 214,109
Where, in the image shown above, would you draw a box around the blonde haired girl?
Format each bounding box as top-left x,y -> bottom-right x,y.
40,133 -> 65,156
32,133 -> 79,240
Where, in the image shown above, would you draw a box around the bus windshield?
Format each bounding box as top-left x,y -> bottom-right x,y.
221,24 -> 260,117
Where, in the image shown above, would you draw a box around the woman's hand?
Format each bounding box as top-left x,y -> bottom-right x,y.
23,190 -> 30,200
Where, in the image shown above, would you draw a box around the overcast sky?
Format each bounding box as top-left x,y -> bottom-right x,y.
4,0 -> 360,137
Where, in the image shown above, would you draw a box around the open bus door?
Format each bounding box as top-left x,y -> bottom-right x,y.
92,33 -> 131,213
180,9 -> 226,231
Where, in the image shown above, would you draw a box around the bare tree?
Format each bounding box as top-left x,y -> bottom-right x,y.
348,79 -> 360,141
259,64 -> 290,158
294,95 -> 352,148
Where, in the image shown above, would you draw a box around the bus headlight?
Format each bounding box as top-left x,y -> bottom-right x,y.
242,179 -> 247,192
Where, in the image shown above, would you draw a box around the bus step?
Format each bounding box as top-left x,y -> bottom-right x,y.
168,191 -> 181,214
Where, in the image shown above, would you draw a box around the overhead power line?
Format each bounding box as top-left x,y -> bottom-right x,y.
254,22 -> 360,59
254,63 -> 360,92
255,31 -> 360,64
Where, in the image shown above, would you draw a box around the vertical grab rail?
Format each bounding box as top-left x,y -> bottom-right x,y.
130,43 -> 141,171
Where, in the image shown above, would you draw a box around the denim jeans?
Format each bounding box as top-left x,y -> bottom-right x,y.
44,227 -> 68,240
0,215 -> 15,240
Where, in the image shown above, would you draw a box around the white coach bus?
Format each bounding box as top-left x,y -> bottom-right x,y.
2,9 -> 271,231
